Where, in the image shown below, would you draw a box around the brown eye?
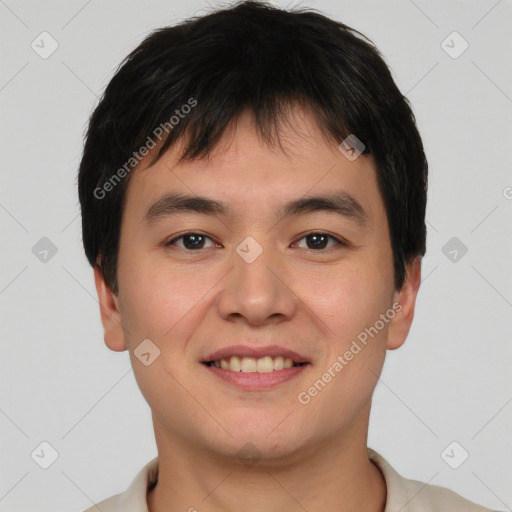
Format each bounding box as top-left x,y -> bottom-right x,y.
294,232 -> 346,251
166,232 -> 217,250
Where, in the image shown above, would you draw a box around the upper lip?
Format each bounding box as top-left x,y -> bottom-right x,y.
203,345 -> 310,363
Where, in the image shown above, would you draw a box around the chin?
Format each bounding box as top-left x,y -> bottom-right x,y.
201,419 -> 317,465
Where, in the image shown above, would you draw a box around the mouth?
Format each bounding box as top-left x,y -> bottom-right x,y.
202,360 -> 310,391
201,345 -> 311,372
200,345 -> 311,391
203,356 -> 309,372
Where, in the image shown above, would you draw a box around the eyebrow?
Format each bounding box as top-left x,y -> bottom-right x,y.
143,191 -> 369,227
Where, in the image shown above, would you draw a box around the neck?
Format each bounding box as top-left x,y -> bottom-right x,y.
147,412 -> 386,512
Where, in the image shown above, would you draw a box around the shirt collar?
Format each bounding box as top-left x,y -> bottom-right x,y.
119,449 -> 409,512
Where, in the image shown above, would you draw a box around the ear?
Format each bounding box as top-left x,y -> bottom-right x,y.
93,264 -> 127,352
386,256 -> 422,351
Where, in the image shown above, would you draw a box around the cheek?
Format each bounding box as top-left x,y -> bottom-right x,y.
294,254 -> 392,398
299,258 -> 390,340
299,289 -> 389,422
118,255 -> 210,343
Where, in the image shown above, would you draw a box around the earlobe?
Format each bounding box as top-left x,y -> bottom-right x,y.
93,264 -> 127,352
386,256 -> 422,350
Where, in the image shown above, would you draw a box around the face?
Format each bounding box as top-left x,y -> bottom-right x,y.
95,106 -> 421,464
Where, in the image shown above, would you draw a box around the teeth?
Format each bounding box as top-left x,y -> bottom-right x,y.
241,357 -> 257,372
273,356 -> 284,370
229,356 -> 241,372
256,356 -> 273,373
210,355 -> 305,372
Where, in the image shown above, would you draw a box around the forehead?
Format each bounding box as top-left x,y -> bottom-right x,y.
123,107 -> 384,226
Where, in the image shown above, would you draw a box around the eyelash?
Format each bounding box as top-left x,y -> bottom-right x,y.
165,231 -> 347,252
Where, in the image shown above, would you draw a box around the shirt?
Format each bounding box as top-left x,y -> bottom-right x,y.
83,449 -> 497,511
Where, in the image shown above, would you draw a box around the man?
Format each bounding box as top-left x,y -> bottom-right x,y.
78,1 -> 496,510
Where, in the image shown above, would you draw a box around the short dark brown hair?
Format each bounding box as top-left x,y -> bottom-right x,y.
78,0 -> 428,295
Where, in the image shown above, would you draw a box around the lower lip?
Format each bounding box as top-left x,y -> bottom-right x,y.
202,363 -> 310,391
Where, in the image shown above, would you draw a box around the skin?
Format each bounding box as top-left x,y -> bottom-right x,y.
94,105 -> 422,512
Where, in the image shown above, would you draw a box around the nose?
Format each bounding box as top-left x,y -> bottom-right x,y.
215,240 -> 298,326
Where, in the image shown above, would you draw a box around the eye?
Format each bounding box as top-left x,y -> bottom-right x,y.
293,232 -> 346,251
165,232 -> 219,250
165,231 -> 347,252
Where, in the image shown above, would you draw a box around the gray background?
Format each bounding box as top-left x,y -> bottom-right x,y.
1,0 -> 511,511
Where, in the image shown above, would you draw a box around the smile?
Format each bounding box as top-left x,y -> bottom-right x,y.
202,360 -> 311,391
204,355 -> 308,372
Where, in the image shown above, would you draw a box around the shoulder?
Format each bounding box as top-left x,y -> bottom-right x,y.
82,457 -> 159,512
368,449 -> 498,512
83,493 -> 122,512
